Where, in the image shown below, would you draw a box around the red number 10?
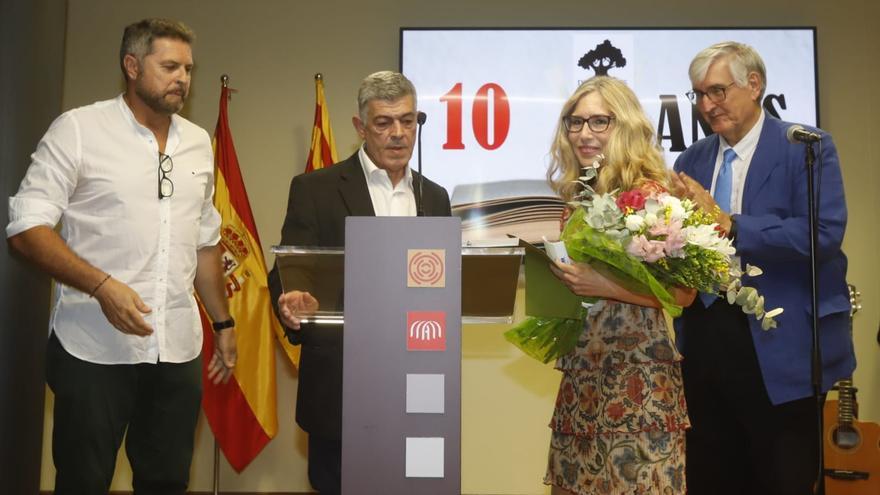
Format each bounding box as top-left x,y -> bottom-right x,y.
440,82 -> 510,150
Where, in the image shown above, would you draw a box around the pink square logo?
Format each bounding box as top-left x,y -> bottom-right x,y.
407,311 -> 446,351
407,249 -> 446,288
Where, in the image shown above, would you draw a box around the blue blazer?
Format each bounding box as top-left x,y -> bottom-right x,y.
673,115 -> 855,405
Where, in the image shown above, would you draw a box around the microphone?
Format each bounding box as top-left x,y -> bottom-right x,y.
416,111 -> 427,217
787,124 -> 821,144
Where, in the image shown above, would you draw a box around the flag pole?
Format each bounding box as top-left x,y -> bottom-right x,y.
213,441 -> 220,495
220,73 -> 237,98
212,73 -> 228,495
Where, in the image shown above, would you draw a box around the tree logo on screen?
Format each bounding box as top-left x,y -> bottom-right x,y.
407,249 -> 446,288
407,311 -> 446,351
578,40 -> 627,76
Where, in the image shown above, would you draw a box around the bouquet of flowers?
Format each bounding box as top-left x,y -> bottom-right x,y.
504,156 -> 782,364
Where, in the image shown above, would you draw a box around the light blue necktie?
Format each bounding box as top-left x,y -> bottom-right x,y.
700,148 -> 737,308
714,148 -> 737,214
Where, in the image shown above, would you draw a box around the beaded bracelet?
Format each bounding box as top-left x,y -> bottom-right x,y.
90,274 -> 112,298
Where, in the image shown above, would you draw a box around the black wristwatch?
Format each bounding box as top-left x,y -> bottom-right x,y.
212,318 -> 235,332
728,215 -> 738,242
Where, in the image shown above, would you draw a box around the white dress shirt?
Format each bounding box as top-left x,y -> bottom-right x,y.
710,110 -> 766,215
6,95 -> 221,364
358,146 -> 416,217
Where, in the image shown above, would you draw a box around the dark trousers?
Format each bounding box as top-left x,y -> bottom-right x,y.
680,300 -> 822,495
46,332 -> 202,495
307,434 -> 341,494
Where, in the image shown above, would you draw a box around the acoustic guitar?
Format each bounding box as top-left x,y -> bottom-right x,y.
823,284 -> 880,494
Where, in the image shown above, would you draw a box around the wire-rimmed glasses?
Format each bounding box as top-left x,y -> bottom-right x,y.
685,81 -> 737,105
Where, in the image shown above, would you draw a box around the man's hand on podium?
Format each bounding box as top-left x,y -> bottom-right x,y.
278,290 -> 319,330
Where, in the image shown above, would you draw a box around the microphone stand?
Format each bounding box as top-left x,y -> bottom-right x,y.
416,112 -> 426,217
805,141 -> 824,495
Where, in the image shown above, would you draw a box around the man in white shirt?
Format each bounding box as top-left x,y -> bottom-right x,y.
6,18 -> 236,494
267,71 -> 451,494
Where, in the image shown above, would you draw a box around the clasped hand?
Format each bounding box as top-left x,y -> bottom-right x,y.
549,261 -> 614,298
668,170 -> 732,232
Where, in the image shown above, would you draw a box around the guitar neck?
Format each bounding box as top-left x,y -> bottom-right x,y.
836,379 -> 856,426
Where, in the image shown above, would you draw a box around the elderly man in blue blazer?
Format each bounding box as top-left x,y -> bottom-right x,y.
671,42 -> 854,495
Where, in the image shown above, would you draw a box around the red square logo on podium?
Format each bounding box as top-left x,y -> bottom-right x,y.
407,311 -> 446,351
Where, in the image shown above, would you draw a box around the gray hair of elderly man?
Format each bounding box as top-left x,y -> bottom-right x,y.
356,71 -> 418,122
688,41 -> 768,101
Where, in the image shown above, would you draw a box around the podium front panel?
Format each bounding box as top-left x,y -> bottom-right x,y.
342,217 -> 462,495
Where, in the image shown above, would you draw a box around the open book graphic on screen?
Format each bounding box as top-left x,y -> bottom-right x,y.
451,179 -> 564,244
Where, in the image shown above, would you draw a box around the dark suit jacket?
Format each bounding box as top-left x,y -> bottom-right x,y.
268,151 -> 452,438
673,116 -> 855,405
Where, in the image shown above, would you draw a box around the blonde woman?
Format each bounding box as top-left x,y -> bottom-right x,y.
544,76 -> 694,495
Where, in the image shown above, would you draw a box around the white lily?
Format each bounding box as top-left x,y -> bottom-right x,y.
660,195 -> 687,220
625,214 -> 645,232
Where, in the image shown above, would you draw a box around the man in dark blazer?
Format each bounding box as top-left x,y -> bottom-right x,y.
671,42 -> 854,495
267,71 -> 451,494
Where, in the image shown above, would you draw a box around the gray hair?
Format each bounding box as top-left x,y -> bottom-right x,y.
357,71 -> 417,121
119,18 -> 195,80
688,41 -> 767,100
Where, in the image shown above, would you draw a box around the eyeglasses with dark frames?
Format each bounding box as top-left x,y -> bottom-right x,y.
562,114 -> 615,133
685,81 -> 737,105
158,152 -> 174,199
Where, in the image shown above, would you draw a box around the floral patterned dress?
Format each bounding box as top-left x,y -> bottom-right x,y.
544,299 -> 689,494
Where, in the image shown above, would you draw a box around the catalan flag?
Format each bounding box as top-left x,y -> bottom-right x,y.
305,73 -> 338,172
199,82 -> 290,472
268,73 -> 338,369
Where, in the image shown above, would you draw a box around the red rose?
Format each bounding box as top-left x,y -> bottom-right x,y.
616,189 -> 647,212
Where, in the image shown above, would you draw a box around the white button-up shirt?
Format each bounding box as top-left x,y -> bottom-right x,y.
710,110 -> 766,215
358,146 -> 416,217
6,95 -> 221,364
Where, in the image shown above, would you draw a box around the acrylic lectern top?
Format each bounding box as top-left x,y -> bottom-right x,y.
271,243 -> 523,324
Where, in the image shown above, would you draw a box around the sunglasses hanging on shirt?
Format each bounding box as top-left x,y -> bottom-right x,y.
158,152 -> 174,199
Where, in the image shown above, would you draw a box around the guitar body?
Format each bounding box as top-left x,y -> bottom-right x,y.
823,400 -> 880,495
823,286 -> 879,495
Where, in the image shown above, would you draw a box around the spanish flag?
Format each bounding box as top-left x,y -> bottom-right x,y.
305,73 -> 338,172
199,82 -> 289,472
